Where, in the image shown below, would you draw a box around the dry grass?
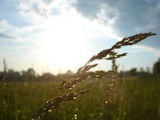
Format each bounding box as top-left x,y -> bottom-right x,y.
1,59 -> 7,86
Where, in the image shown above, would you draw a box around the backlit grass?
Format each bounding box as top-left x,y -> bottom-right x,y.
0,77 -> 160,120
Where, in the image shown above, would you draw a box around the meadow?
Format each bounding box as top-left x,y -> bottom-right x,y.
1,76 -> 160,120
0,32 -> 159,120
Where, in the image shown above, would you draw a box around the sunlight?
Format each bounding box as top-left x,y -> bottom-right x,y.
39,16 -> 88,72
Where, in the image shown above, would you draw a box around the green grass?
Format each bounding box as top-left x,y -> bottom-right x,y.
0,77 -> 160,120
0,32 -> 157,120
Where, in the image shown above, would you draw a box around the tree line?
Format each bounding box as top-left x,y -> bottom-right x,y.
125,58 -> 160,77
0,58 -> 160,82
0,67 -> 73,82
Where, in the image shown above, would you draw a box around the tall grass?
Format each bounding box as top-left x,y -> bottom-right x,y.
33,32 -> 156,119
0,32 -> 158,120
0,77 -> 160,120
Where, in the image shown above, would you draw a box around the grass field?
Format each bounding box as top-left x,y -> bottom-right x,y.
1,76 -> 160,120
0,32 -> 157,120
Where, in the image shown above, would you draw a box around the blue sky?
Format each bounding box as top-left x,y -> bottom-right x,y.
0,0 -> 159,74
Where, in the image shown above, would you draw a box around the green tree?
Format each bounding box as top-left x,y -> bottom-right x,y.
41,72 -> 55,81
129,68 -> 137,76
7,69 -> 21,81
22,68 -> 36,80
153,58 -> 160,75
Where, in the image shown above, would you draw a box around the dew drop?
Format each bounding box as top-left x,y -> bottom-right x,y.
105,101 -> 108,104
48,109 -> 52,113
75,108 -> 78,111
4,83 -> 7,86
74,114 -> 77,120
99,113 -> 103,116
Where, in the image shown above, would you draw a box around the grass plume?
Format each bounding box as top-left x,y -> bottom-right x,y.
60,32 -> 156,90
33,32 -> 156,119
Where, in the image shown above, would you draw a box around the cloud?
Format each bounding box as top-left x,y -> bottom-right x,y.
0,19 -> 40,56
16,0 -> 76,24
72,0 -> 160,35
0,20 -> 15,32
0,20 -> 20,41
133,45 -> 160,57
14,0 -> 121,42
72,0 -> 160,53
72,0 -> 102,19
16,0 -> 48,23
0,0 -> 159,73
117,0 -> 160,35
0,32 -> 16,40
134,1 -> 160,33
6,0 -> 160,48
72,0 -> 122,20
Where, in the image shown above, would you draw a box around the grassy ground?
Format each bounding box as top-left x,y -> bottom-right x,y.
0,77 -> 160,120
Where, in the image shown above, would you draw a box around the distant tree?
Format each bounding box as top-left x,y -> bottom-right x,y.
146,67 -> 151,74
27,68 -> 36,76
7,69 -> 21,81
22,68 -> 36,80
41,72 -> 55,81
129,68 -> 137,76
153,58 -> 160,75
21,70 -> 27,79
137,67 -> 151,77
0,72 -> 3,81
139,67 -> 144,72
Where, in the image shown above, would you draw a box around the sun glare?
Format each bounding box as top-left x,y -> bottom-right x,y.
39,16 -> 88,72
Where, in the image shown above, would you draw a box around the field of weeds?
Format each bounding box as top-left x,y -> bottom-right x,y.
0,32 -> 159,120
1,77 -> 160,120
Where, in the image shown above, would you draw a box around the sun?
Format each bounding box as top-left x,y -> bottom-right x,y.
39,16 -> 88,72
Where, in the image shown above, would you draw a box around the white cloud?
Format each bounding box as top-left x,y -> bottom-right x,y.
133,45 -> 160,57
16,0 -> 77,24
15,0 -> 121,43
135,1 -> 160,32
0,20 -> 16,33
0,20 -> 21,41
4,0 -> 159,73
97,3 -> 119,24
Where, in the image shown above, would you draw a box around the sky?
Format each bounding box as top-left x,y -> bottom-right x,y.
0,0 -> 160,74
